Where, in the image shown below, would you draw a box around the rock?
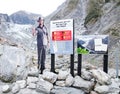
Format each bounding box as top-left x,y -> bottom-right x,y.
0,58 -> 16,82
108,78 -> 120,93
36,78 -> 53,94
42,71 -> 58,84
108,68 -> 120,78
51,86 -> 85,94
2,85 -> 11,93
73,76 -> 94,93
90,91 -> 99,94
83,63 -> 97,70
94,85 -> 109,94
56,81 -> 66,87
27,83 -> 36,89
65,74 -> 74,86
16,80 -> 27,89
0,45 -> 32,82
28,66 -> 39,77
27,77 -> 38,84
58,70 -> 69,80
90,69 -> 111,85
18,88 -> 40,94
81,69 -> 93,80
12,83 -> 20,94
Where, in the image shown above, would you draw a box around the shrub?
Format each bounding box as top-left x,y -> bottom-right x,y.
84,0 -> 101,25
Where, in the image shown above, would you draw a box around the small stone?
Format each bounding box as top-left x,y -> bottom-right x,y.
2,85 -> 11,93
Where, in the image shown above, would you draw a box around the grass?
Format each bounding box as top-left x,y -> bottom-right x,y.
84,0 -> 102,25
105,0 -> 110,3
105,28 -> 120,37
116,1 -> 120,6
84,10 -> 101,25
65,0 -> 79,12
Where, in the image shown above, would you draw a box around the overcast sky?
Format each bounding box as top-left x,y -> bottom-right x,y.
0,0 -> 66,17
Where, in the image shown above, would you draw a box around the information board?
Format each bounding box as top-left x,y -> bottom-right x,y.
50,19 -> 73,54
77,35 -> 109,54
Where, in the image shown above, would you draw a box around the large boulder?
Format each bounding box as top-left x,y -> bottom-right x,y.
0,45 -> 32,82
36,77 -> 53,94
42,71 -> 58,84
90,69 -> 111,85
0,57 -> 16,82
73,76 -> 94,93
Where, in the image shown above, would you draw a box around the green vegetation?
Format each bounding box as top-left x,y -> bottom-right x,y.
84,10 -> 101,25
77,47 -> 89,54
116,1 -> 120,6
105,0 -> 110,3
66,0 -> 79,12
84,0 -> 102,25
105,28 -> 120,37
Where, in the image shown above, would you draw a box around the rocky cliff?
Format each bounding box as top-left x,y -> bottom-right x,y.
46,0 -> 120,67
10,11 -> 40,24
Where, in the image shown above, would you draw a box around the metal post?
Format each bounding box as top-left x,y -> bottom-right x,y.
70,54 -> 74,76
103,54 -> 108,73
70,19 -> 74,77
51,54 -> 55,72
78,54 -> 82,76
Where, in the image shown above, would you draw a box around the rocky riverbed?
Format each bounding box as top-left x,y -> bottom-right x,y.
0,42 -> 120,94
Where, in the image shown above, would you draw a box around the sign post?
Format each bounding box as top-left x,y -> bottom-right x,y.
77,35 -> 109,76
103,54 -> 108,73
50,19 -> 74,76
51,54 -> 55,72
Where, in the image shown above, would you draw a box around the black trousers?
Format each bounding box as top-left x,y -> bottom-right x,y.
37,46 -> 46,70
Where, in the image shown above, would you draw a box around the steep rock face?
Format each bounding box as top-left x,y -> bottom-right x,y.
46,0 -> 120,66
83,0 -> 120,65
0,13 -> 11,23
10,11 -> 40,24
45,0 -> 89,35
0,14 -> 11,32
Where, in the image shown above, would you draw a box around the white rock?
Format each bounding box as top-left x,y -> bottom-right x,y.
27,77 -> 38,84
81,69 -> 93,80
90,69 -> 111,85
108,78 -> 120,93
90,91 -> 99,94
12,83 -> 20,94
108,68 -> 120,78
58,70 -> 69,80
65,74 -> 74,86
27,83 -> 36,89
73,76 -> 94,93
18,88 -> 39,94
94,85 -> 109,94
16,80 -> 27,89
36,78 -> 53,94
28,66 -> 39,77
2,85 -> 11,93
56,81 -> 66,87
42,71 -> 58,83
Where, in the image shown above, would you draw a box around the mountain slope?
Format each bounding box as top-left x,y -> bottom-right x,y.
10,10 -> 40,24
46,0 -> 120,67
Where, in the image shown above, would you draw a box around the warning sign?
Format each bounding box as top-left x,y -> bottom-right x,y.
50,19 -> 73,54
52,30 -> 72,41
